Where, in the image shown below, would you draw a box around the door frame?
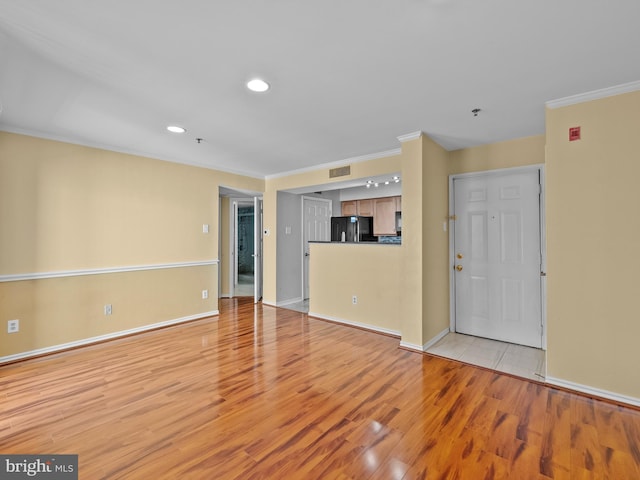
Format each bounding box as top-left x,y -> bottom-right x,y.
254,196 -> 263,303
228,197 -> 256,298
448,164 -> 547,349
301,196 -> 333,301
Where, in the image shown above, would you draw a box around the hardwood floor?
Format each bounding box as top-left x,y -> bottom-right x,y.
2,298 -> 639,479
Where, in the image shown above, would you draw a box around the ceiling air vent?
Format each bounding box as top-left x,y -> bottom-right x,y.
329,166 -> 350,178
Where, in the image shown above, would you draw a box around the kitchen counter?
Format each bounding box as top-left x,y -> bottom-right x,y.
309,240 -> 401,245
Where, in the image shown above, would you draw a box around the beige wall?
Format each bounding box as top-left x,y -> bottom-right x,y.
291,134 -> 542,351
309,243 -> 401,333
398,136 -> 425,347
7,103 -> 638,404
0,266 -> 216,356
0,132 -> 263,358
421,136 -> 450,342
448,135 -> 545,175
263,154 -> 402,305
546,90 -> 640,399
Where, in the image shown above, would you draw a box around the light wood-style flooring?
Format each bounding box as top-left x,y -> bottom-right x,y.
2,298 -> 639,479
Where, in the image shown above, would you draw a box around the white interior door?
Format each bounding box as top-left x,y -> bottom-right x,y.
303,197 -> 332,300
254,197 -> 263,303
453,170 -> 542,348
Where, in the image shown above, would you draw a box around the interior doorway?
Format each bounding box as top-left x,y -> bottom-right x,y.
302,196 -> 332,301
219,187 -> 263,302
234,201 -> 255,297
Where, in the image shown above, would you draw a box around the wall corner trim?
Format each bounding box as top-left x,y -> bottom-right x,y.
422,328 -> 451,351
397,131 -> 423,143
546,80 -> 640,109
0,311 -> 219,365
546,376 -> 640,408
399,341 -> 423,352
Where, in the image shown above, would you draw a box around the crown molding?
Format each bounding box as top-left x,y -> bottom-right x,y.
397,131 -> 423,143
265,148 -> 401,180
546,80 -> 640,109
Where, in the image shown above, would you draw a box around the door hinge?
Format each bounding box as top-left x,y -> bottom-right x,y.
448,215 -> 457,221
540,271 -> 547,277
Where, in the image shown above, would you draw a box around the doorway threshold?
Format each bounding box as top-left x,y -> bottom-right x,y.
280,299 -> 309,313
425,332 -> 546,382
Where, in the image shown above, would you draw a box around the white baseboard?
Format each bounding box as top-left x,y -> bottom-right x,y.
277,297 -> 304,307
423,328 -> 450,351
308,312 -> 401,338
546,376 -> 640,408
399,341 -> 423,352
0,310 -> 219,364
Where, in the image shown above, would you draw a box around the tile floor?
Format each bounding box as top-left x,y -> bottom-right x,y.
280,299 -> 309,313
426,332 -> 546,381
234,273 -> 254,296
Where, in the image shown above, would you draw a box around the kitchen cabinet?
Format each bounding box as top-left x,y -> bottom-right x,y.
373,197 -> 397,236
357,199 -> 374,216
342,196 -> 401,236
341,201 -> 357,216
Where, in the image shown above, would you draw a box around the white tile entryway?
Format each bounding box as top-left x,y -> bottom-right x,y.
426,332 -> 545,381
234,273 -> 254,297
281,299 -> 309,313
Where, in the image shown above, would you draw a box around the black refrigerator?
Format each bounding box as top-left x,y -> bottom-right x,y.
330,216 -> 376,242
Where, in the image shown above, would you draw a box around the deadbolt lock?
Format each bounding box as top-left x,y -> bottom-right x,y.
456,253 -> 463,259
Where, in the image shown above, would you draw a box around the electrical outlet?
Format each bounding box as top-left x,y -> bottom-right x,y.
104,304 -> 112,315
352,295 -> 358,305
202,224 -> 209,233
8,319 -> 19,333
202,289 -> 208,299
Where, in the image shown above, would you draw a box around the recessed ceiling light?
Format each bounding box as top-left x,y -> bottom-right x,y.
247,78 -> 270,93
167,125 -> 186,133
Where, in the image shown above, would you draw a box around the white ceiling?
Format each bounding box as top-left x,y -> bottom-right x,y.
1,1 -> 639,178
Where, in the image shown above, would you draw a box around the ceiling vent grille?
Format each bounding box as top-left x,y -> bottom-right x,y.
329,166 -> 351,178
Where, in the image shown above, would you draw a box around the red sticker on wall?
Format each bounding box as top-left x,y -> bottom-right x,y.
569,126 -> 581,141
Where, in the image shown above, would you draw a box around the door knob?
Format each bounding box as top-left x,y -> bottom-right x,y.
455,265 -> 463,272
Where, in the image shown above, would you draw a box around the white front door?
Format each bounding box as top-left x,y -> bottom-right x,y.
303,197 -> 332,300
453,169 -> 543,348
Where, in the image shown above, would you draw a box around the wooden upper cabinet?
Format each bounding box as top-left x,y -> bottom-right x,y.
373,197 -> 397,236
357,199 -> 374,216
342,195 -> 401,236
341,201 -> 357,216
